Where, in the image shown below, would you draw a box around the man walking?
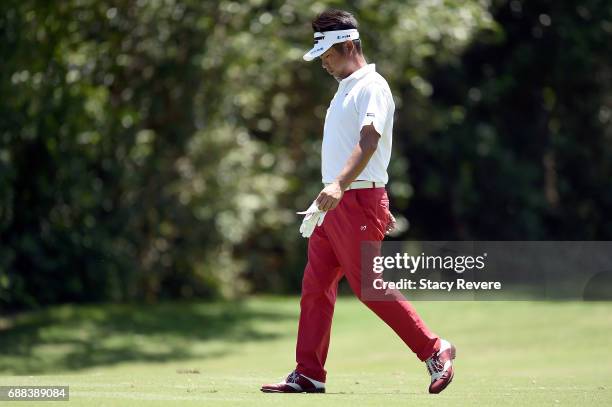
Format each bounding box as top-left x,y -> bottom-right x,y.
261,9 -> 455,395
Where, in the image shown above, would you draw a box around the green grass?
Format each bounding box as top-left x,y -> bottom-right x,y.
1,297 -> 611,406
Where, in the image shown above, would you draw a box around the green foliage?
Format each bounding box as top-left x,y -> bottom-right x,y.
403,0 -> 612,239
0,0 -> 610,310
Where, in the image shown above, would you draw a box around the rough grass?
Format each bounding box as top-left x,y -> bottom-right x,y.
1,297 -> 611,406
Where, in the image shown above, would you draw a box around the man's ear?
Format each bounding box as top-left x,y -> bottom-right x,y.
345,40 -> 354,55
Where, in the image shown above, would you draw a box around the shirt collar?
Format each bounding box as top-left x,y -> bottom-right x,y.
338,63 -> 376,84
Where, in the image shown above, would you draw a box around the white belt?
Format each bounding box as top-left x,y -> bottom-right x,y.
324,181 -> 385,191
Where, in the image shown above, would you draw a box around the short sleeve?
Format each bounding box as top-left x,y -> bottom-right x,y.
357,84 -> 392,135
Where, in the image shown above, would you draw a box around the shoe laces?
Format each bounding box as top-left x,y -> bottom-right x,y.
286,371 -> 300,383
426,353 -> 445,376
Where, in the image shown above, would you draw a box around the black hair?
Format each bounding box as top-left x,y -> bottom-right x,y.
311,9 -> 363,55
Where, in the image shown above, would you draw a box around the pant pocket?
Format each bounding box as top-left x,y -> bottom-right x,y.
354,190 -> 386,241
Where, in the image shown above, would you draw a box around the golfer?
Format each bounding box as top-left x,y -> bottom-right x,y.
261,9 -> 456,394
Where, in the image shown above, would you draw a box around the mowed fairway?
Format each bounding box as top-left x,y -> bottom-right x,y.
1,297 -> 611,406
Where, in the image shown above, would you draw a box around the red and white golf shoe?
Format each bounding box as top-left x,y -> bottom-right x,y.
261,370 -> 325,393
426,339 -> 456,394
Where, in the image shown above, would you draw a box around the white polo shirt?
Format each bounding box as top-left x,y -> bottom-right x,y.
321,64 -> 395,184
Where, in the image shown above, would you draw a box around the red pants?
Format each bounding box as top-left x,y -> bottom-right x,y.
295,188 -> 440,382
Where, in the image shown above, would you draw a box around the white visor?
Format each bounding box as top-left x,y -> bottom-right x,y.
303,29 -> 360,61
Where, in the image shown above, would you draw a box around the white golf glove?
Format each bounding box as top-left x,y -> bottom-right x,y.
297,200 -> 327,238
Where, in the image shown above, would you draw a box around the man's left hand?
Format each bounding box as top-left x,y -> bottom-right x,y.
385,213 -> 397,235
316,181 -> 344,211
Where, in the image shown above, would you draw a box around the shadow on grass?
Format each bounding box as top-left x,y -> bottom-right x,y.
0,300 -> 294,374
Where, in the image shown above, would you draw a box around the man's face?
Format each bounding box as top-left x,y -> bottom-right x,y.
320,45 -> 348,80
